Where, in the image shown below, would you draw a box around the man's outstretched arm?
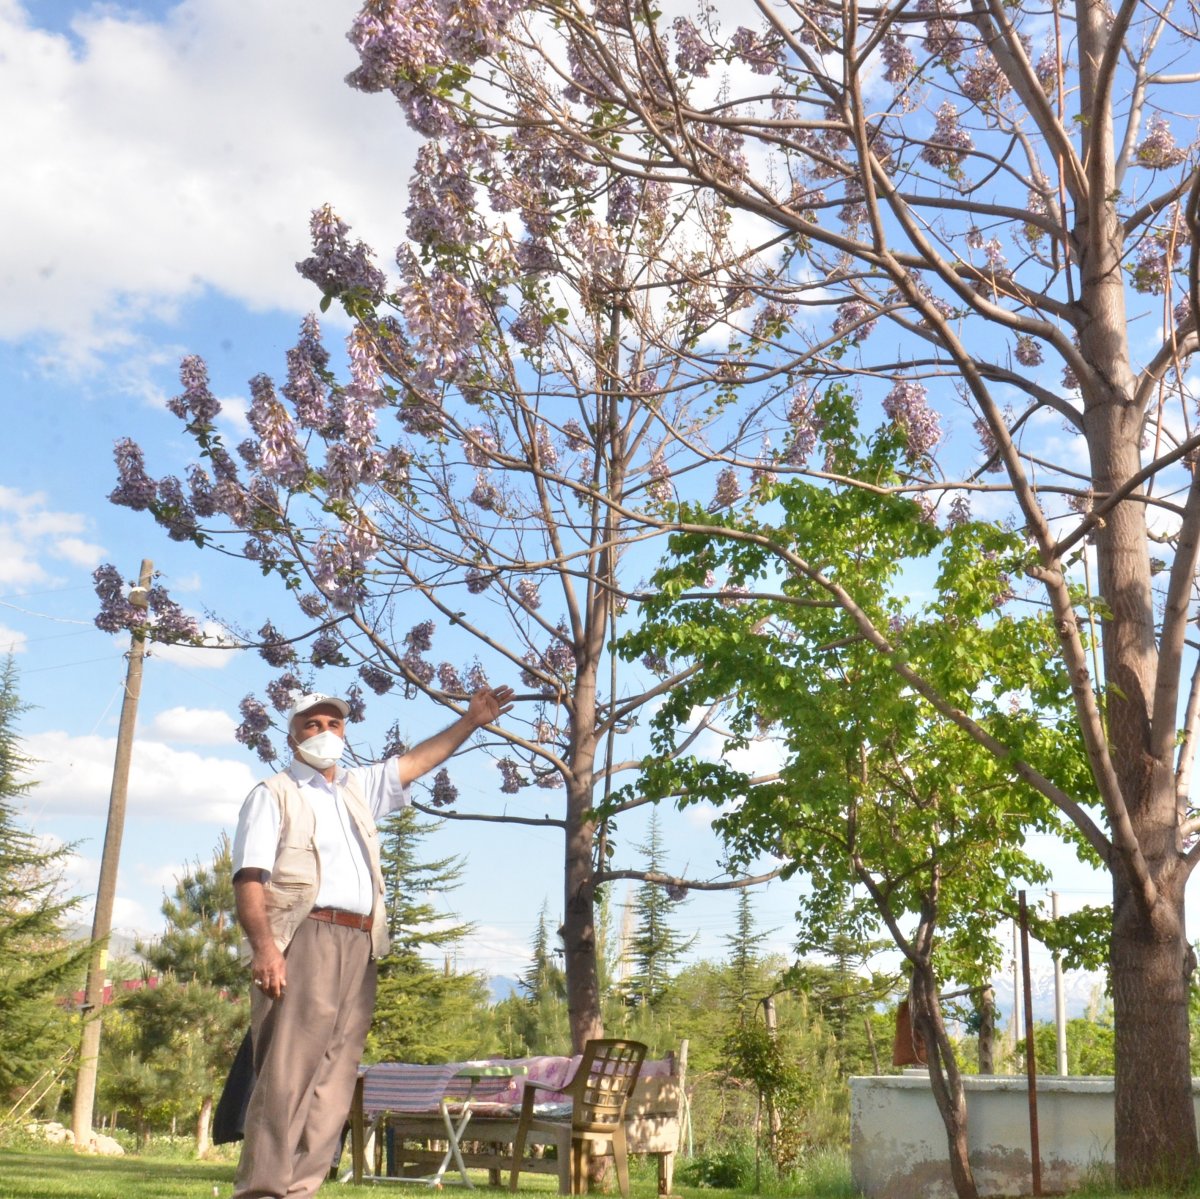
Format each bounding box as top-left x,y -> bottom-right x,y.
395,685 -> 515,786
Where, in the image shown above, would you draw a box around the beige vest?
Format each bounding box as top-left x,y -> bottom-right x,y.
252,767 -> 390,960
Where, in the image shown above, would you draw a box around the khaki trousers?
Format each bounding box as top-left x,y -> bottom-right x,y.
234,917 -> 376,1199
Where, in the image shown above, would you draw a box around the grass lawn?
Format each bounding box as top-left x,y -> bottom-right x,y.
7,1146 -> 1200,1199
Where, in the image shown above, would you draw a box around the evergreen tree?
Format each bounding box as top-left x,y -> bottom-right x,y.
624,812 -> 695,1011
722,889 -> 774,1018
122,836 -> 248,1154
0,658 -> 87,1102
497,900 -> 569,1054
367,807 -> 493,1062
137,832 -> 242,990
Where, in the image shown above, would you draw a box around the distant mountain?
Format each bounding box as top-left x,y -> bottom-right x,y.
987,965 -> 1107,1024
489,975 -> 520,1003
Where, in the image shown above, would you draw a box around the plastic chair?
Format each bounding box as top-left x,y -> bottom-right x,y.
508,1039 -> 648,1197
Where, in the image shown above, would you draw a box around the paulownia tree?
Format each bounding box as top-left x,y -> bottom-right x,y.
101,114 -> 791,1050
304,0 -> 1200,1183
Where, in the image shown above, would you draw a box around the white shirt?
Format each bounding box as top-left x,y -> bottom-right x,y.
232,758 -> 410,915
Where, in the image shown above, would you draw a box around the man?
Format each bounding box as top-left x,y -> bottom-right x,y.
230,685 -> 514,1199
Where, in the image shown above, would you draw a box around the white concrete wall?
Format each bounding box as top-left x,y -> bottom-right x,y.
849,1072 -> 1155,1197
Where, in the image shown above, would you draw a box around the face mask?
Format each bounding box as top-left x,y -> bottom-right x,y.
295,730 -> 345,770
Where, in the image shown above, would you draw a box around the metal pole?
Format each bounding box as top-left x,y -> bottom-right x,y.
1052,891 -> 1068,1075
71,559 -> 152,1151
1019,891 -> 1043,1197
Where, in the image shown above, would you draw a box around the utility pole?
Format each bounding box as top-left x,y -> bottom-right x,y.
71,558 -> 152,1151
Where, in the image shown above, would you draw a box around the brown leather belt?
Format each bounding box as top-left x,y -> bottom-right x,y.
308,906 -> 373,931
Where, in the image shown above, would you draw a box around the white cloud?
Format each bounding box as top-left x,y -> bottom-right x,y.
24,727 -> 257,823
147,619 -> 241,669
149,705 -> 238,745
0,484 -> 105,586
0,623 -> 28,652
1,0 -> 418,363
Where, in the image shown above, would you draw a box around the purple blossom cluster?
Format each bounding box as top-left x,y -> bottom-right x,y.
515,578 -> 542,611
1135,115 -> 1188,170
283,314 -> 331,430
730,26 -> 775,75
469,473 -> 502,511
437,662 -> 463,693
93,564 -> 145,634
534,719 -> 557,743
406,620 -> 435,653
466,567 -> 493,594
517,238 -> 557,274
257,621 -> 297,668
782,389 -> 820,466
535,771 -> 563,789
973,416 -> 1005,472
382,722 -> 409,761
1014,336 -> 1044,367
429,768 -> 459,807
921,102 -> 973,171
463,426 -> 500,467
665,883 -> 689,902
918,0 -> 966,64
882,378 -> 942,463
961,49 -> 1011,107
296,205 -> 387,301
498,758 -> 525,793
395,248 -> 484,385
465,662 -> 490,692
310,631 -> 344,667
534,424 -> 558,469
511,303 -> 548,347
345,683 -> 367,723
607,177 -> 640,226
266,672 -> 304,712
646,449 -> 671,502
709,467 -> 743,511
402,647 -> 436,686
248,374 -> 308,488
359,661 -> 396,695
832,298 -> 878,343
110,439 -> 158,511
167,355 -> 222,426
881,32 -> 917,90
407,141 -> 481,250
1131,227 -> 1185,296
1175,294 -> 1192,325
641,651 -> 669,675
672,17 -> 714,77
298,592 -> 327,618
312,525 -> 379,613
945,494 -> 971,528
236,695 -> 277,764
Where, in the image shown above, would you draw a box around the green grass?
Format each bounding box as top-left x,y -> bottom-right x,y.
5,1146 -> 1200,1199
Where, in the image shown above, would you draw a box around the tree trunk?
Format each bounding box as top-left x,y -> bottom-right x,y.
910,966 -> 978,1199
1111,867 -> 1198,1187
195,1093 -> 213,1157
563,744 -> 602,1051
977,987 -> 995,1075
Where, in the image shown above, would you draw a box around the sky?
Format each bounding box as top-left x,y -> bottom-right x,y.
0,0 -> 1124,1007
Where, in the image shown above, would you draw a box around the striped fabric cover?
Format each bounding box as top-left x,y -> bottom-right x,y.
360,1054 -> 672,1117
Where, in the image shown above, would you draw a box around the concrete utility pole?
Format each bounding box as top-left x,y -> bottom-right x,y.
71,558 -> 152,1151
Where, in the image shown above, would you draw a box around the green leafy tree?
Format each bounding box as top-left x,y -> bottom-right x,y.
0,658 -> 87,1107
622,420 -> 1094,1196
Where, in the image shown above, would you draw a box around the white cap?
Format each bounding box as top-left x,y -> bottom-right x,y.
287,692 -> 351,730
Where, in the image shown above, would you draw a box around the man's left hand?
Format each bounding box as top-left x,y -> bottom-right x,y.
468,685 -> 515,727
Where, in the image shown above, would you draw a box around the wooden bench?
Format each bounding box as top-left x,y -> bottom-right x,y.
351,1045 -> 687,1194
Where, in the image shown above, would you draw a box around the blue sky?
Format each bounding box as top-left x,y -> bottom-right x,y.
1,0 -> 825,981
0,0 -> 1121,1001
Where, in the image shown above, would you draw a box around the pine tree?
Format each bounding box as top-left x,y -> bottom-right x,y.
625,811 -> 695,1011
723,889 -> 772,1018
0,657 -> 88,1102
367,807 -> 492,1062
123,835 -> 248,1154
137,832 -> 242,990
